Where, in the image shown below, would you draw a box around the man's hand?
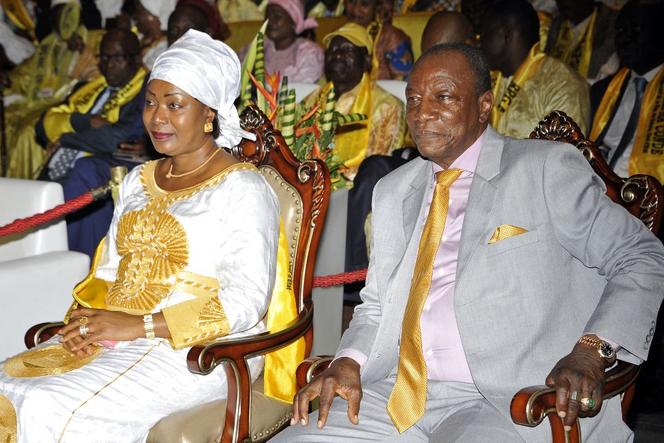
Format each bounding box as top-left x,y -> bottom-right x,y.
292,357 -> 362,429
59,308 -> 144,352
90,115 -> 109,128
118,139 -> 147,155
545,343 -> 609,431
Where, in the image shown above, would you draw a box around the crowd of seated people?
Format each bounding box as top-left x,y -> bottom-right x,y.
0,0 -> 662,439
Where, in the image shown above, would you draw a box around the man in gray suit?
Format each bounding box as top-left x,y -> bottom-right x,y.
274,44 -> 664,442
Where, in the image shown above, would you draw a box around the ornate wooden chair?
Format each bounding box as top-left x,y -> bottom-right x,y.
296,111 -> 663,442
24,105 -> 331,443
509,110 -> 663,442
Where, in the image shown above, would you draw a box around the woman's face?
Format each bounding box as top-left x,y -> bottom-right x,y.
266,5 -> 296,43
143,79 -> 215,157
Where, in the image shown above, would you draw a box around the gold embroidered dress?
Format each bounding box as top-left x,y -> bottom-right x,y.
0,161 -> 280,442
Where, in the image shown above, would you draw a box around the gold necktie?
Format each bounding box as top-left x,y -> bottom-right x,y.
387,168 -> 462,433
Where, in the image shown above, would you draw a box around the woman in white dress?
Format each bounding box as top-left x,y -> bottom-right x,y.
0,29 -> 280,442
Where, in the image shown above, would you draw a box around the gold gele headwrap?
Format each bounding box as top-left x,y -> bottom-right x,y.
490,43 -> 546,128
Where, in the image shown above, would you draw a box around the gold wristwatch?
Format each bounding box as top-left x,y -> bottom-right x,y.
578,335 -> 616,365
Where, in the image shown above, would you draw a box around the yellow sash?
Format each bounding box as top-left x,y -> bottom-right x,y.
332,73 -> 373,169
263,224 -> 306,402
490,44 -> 545,128
590,66 -> 664,182
42,67 -> 147,143
550,9 -> 596,78
589,67 -> 630,141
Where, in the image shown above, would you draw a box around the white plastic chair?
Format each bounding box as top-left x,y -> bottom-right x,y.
290,82 -> 319,104
377,79 -> 407,105
0,178 -> 89,359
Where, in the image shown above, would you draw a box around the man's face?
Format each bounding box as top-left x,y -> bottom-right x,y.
325,36 -> 367,87
344,0 -> 376,27
167,9 -> 201,46
615,3 -> 662,72
478,16 -> 506,72
99,37 -> 137,88
406,52 -> 492,168
266,5 -> 296,43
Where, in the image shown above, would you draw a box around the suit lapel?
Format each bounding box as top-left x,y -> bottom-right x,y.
457,127 -> 505,278
383,159 -> 430,296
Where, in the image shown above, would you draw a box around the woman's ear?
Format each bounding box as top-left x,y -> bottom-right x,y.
205,107 -> 216,124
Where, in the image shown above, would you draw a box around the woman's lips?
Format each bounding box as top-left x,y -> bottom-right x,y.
151,131 -> 173,141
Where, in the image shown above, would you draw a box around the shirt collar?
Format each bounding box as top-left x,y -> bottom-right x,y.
632,63 -> 664,83
431,128 -> 486,176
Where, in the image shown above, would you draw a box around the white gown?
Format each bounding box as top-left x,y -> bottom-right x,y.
0,160 -> 280,442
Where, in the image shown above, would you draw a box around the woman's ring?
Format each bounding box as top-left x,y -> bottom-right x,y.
580,397 -> 596,409
569,391 -> 579,401
79,316 -> 88,325
79,324 -> 89,337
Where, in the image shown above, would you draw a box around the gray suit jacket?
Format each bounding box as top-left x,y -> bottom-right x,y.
338,127 -> 664,441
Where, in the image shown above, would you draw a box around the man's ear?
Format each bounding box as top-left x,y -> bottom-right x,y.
478,90 -> 494,124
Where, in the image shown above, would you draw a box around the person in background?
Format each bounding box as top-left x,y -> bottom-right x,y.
4,0 -> 105,178
589,0 -> 664,183
344,0 -> 414,80
479,0 -> 590,138
420,10 -> 477,53
239,0 -> 324,83
545,0 -> 619,83
301,22 -> 405,180
132,0 -> 177,69
306,0 -> 344,18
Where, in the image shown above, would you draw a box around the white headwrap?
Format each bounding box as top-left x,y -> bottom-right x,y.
149,29 -> 255,148
139,0 -> 177,30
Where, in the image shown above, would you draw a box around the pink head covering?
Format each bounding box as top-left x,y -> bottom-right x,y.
267,0 -> 318,35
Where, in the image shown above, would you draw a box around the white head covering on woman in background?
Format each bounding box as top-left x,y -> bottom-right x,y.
149,29 -> 255,147
139,0 -> 178,30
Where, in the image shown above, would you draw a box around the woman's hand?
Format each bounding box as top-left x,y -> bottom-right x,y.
60,308 -> 145,352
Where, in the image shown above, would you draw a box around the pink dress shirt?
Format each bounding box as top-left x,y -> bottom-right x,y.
337,131 -> 485,383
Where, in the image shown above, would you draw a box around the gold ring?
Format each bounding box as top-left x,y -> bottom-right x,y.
79,324 -> 89,337
580,397 -> 596,409
569,391 -> 579,401
79,316 -> 88,325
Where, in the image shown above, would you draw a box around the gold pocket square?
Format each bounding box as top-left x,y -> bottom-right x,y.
488,224 -> 528,244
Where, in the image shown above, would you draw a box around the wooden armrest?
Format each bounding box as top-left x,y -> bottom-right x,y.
187,306 -> 314,375
510,361 -> 640,442
296,356 -> 334,389
24,322 -> 65,349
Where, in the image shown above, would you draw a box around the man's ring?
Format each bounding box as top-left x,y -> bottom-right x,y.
580,397 -> 596,409
79,324 -> 89,337
570,391 -> 579,401
79,316 -> 88,325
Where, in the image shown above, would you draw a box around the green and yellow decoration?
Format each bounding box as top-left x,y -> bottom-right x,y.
240,21 -> 367,190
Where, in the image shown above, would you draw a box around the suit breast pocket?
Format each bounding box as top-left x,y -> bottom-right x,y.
485,229 -> 540,257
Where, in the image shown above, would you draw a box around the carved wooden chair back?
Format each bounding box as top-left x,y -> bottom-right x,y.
529,110 -> 663,238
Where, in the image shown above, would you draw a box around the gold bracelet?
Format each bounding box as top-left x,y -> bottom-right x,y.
143,314 -> 155,340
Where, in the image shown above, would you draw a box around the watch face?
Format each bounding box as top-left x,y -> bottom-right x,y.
599,341 -> 614,358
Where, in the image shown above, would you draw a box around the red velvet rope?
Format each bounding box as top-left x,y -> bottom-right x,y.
0,191 -> 95,238
0,188 -> 369,287
312,268 -> 367,287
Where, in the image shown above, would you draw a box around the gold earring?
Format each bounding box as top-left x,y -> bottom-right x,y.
204,122 -> 213,133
